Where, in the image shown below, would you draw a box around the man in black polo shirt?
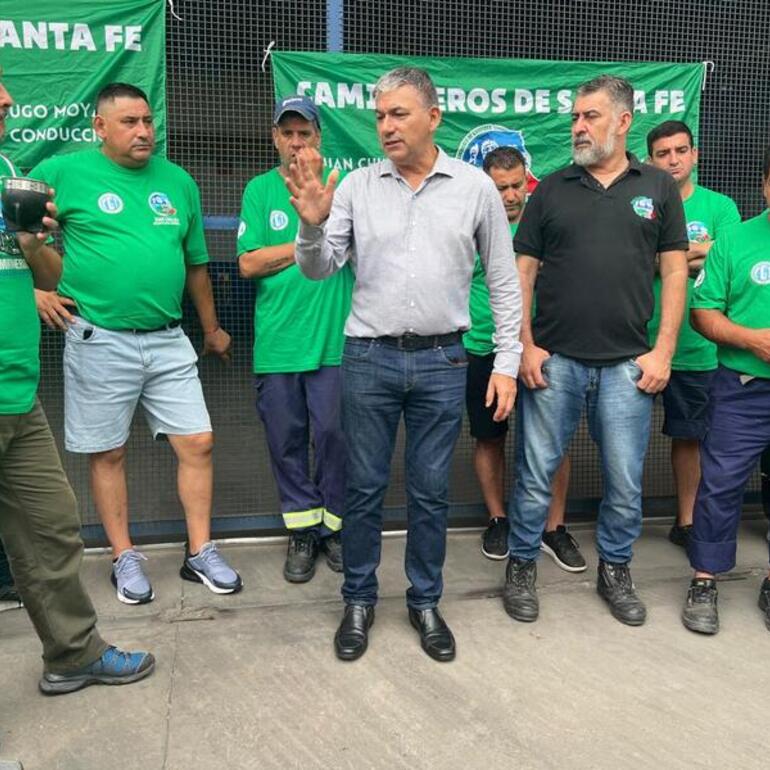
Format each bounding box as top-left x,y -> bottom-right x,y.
503,75 -> 688,626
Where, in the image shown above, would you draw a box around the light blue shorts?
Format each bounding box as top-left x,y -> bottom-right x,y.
63,317 -> 212,453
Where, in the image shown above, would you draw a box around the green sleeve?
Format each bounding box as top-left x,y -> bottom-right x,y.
183,176 -> 209,265
237,177 -> 268,255
713,196 -> 742,235
692,236 -> 729,310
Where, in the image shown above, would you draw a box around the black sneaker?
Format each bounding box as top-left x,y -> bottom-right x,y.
283,531 -> 319,583
757,577 -> 770,631
668,524 -> 692,549
320,532 -> 343,573
502,557 -> 539,622
682,577 -> 719,635
540,526 -> 587,573
597,560 -> 646,626
481,517 -> 509,560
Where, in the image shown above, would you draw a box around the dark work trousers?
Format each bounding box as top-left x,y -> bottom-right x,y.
689,367 -> 770,574
255,367 -> 345,538
0,400 -> 107,673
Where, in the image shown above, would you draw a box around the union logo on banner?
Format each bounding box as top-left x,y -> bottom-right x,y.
455,125 -> 539,192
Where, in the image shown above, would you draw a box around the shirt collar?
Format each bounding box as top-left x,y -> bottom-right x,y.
563,152 -> 642,180
379,146 -> 455,180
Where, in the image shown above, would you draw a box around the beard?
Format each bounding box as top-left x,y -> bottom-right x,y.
572,123 -> 618,167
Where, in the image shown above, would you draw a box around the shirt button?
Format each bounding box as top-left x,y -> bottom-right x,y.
410,273 -> 415,278
410,302 -> 415,307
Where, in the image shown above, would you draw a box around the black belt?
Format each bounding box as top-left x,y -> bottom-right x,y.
370,331 -> 462,351
68,301 -> 181,334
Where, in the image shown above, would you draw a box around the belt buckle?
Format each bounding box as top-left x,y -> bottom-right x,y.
401,333 -> 419,351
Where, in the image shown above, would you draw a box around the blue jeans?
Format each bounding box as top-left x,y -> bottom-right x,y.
340,338 -> 467,609
509,354 -> 653,563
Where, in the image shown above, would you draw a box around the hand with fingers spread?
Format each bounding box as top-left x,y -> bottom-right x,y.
519,342 -> 551,390
35,290 -> 76,330
285,148 -> 339,226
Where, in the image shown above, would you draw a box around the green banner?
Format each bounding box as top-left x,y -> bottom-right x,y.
0,0 -> 166,170
272,52 -> 704,183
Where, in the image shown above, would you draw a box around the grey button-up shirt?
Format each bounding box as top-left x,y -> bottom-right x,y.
295,148 -> 522,376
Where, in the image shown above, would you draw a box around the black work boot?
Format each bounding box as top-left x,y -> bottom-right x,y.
597,560 -> 646,626
681,577 -> 719,635
757,577 -> 770,632
502,557 -> 539,622
320,532 -> 343,572
283,530 -> 319,583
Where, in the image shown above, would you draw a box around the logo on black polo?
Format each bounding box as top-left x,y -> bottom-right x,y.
631,196 -> 656,220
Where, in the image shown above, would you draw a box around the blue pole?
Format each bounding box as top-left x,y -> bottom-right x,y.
326,0 -> 344,52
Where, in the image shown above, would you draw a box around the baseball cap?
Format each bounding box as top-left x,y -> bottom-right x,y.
273,96 -> 320,127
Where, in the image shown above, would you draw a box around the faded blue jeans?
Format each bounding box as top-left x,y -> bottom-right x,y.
340,337 -> 467,609
509,354 -> 653,564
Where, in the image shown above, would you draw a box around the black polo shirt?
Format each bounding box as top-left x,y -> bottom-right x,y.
514,154 -> 687,363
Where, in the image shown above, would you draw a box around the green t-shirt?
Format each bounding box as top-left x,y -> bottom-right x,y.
0,155 -> 39,414
648,185 -> 741,370
463,222 -> 518,356
31,149 -> 208,330
691,211 -> 770,379
237,167 -> 353,374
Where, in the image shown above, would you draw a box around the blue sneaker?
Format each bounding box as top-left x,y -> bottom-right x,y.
39,645 -> 155,695
180,542 -> 242,594
111,549 -> 154,605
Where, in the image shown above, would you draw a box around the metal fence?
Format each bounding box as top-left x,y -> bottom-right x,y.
38,0 -> 770,542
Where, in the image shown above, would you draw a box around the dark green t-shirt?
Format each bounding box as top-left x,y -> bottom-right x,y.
238,167 -> 353,373
648,185 -> 741,370
31,149 -> 208,330
691,211 -> 770,379
0,154 -> 39,414
463,222 -> 518,356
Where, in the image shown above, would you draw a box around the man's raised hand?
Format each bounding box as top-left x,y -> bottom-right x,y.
285,148 -> 338,226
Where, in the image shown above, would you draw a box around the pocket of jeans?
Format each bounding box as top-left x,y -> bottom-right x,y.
65,320 -> 96,343
438,345 -> 468,367
626,358 -> 643,381
343,339 -> 374,360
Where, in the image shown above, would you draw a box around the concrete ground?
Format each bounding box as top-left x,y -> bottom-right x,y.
1,519 -> 768,770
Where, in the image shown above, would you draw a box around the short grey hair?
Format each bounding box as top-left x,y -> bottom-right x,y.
576,74 -> 634,115
373,67 -> 439,108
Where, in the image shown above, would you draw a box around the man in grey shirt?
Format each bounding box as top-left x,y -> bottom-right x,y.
289,67 -> 522,663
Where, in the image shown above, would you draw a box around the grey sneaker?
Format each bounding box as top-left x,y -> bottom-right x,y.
111,549 -> 154,605
682,577 -> 719,635
180,542 -> 243,594
502,557 -> 539,622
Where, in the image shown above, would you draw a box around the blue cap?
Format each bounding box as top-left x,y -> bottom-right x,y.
273,96 -> 320,127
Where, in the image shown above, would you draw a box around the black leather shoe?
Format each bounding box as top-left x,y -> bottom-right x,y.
408,607 -> 456,662
334,604 -> 374,661
597,560 -> 646,626
502,557 -> 539,622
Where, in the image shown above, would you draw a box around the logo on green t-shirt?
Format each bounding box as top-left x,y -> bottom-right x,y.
270,210 -> 289,230
694,268 -> 706,288
750,261 -> 770,285
631,196 -> 655,220
687,220 -> 710,243
98,192 -> 124,214
149,192 -> 177,217
238,221 -> 246,238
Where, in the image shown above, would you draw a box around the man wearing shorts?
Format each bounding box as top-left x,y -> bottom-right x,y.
31,83 -> 242,604
647,121 -> 741,549
466,146 -> 584,572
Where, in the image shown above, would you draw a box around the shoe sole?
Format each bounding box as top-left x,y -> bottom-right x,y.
335,614 -> 375,661
481,543 -> 509,561
39,658 -> 155,695
408,614 -> 456,662
180,564 -> 243,594
111,573 -> 154,605
0,600 -> 24,613
539,542 -> 587,573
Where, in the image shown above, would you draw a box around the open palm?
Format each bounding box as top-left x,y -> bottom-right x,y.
286,149 -> 339,226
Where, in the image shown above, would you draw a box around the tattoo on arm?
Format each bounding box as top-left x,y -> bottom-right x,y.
262,255 -> 293,275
